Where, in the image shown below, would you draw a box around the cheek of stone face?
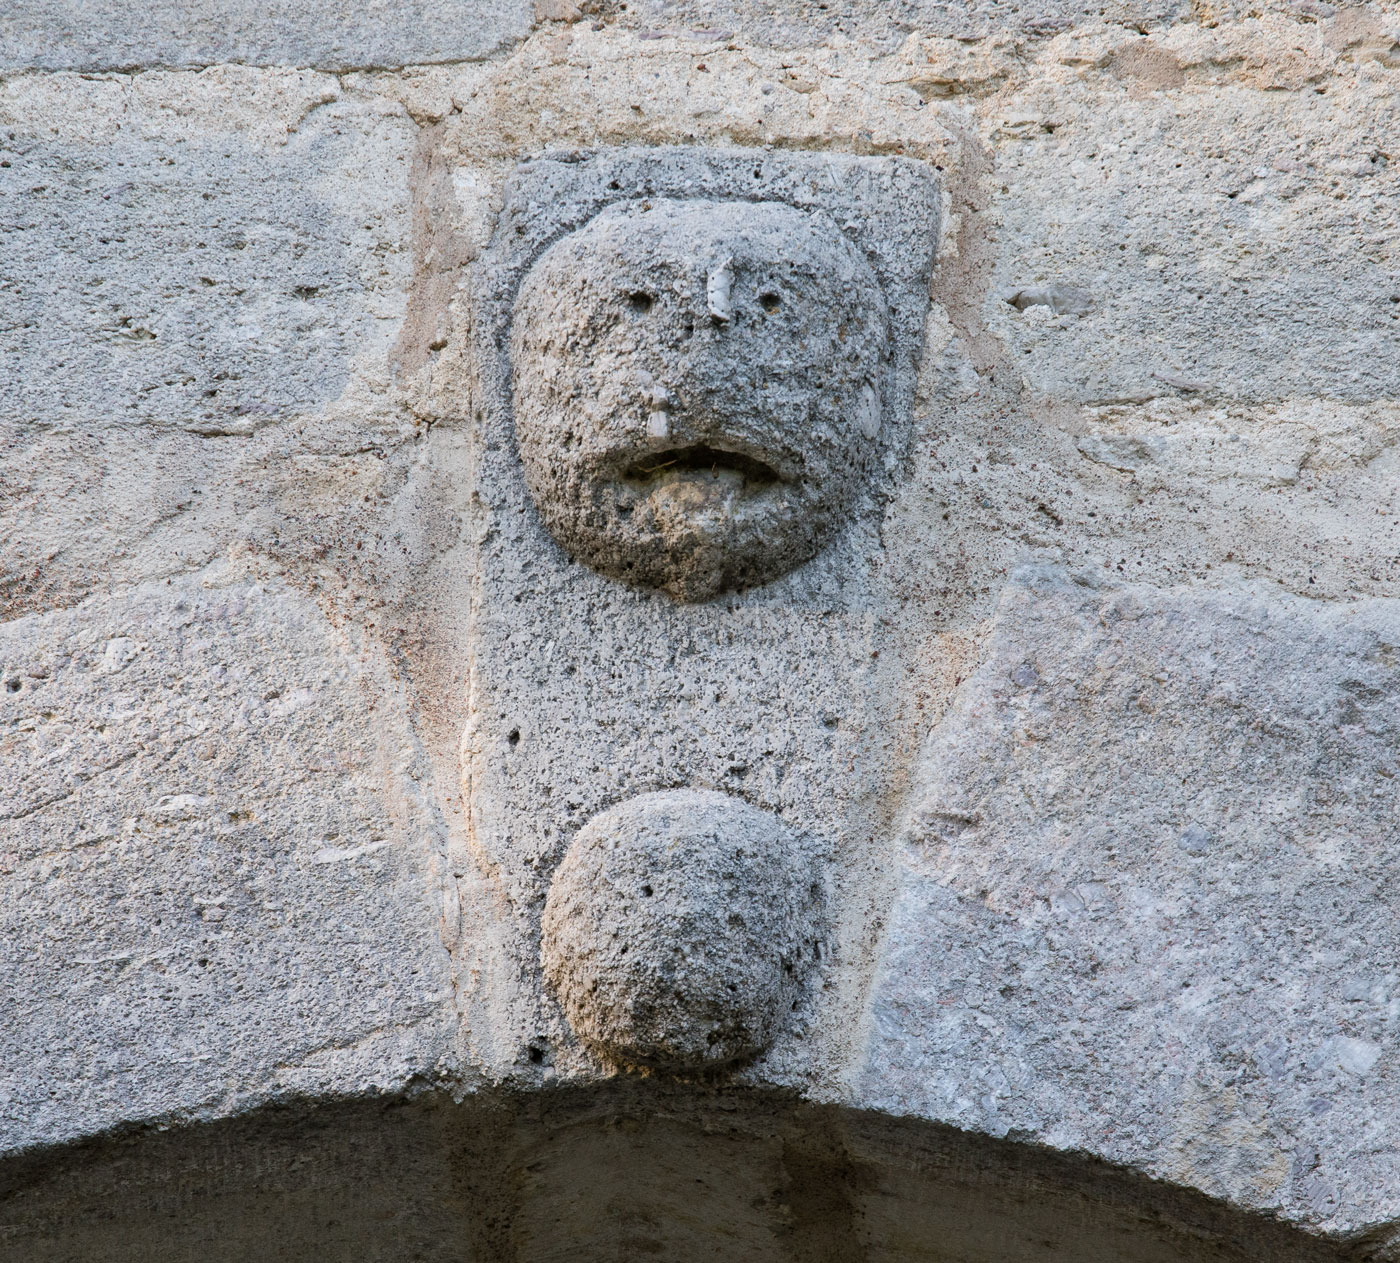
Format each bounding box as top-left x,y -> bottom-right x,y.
511,198 -> 889,601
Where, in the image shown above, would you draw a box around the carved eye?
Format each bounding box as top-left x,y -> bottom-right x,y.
759,291 -> 781,313
627,291 -> 654,315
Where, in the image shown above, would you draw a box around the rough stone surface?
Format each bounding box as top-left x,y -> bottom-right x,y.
610,0 -> 1191,50
0,578 -> 456,1154
6,2 -> 1400,1253
860,568 -> 1400,1240
0,82 -> 407,434
512,197 -> 888,601
463,143 -> 939,1086
0,71 -> 420,622
541,789 -> 826,1071
0,1 -> 533,72
983,70 -> 1400,409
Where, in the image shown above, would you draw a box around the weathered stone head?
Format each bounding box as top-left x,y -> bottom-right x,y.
511,198 -> 890,601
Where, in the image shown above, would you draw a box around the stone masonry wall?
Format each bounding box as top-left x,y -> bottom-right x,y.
2,1 -> 1399,1258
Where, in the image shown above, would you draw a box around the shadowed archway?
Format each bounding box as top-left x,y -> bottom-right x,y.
0,1082 -> 1368,1262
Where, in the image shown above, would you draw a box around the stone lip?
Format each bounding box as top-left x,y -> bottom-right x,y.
540,789 -> 827,1072
511,197 -> 889,601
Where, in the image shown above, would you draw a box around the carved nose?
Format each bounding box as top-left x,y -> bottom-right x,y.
644,384 -> 677,411
705,257 -> 734,325
639,377 -> 678,439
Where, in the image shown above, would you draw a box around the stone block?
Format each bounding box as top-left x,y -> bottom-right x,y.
0,580 -> 455,1153
460,145 -> 940,1080
985,76 -> 1400,406
0,74 -> 418,620
0,1 -> 533,72
617,0 -> 1190,49
860,567 -> 1400,1237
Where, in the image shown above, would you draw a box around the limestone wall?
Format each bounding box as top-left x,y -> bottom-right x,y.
3,2 -> 1399,1258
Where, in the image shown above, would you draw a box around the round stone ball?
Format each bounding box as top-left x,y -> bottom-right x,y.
540,789 -> 826,1073
511,198 -> 889,602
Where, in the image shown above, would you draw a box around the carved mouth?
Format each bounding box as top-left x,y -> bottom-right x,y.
619,445 -> 780,492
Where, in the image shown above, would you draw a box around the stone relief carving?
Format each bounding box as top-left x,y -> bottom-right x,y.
464,147 -> 939,1076
511,197 -> 889,601
540,789 -> 825,1072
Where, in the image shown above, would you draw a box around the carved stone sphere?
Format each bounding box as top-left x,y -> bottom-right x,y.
540,789 -> 825,1073
511,198 -> 889,601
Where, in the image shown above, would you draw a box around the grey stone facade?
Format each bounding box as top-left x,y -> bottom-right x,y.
3,1 -> 1399,1257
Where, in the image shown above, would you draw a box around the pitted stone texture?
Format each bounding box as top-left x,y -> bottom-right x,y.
512,198 -> 888,601
0,0 -> 531,72
540,790 -> 825,1071
859,568 -> 1400,1237
0,75 -> 419,622
0,83 -> 410,440
0,579 -> 455,1153
984,71 -> 1400,408
617,0 -> 1189,48
467,147 -> 937,1078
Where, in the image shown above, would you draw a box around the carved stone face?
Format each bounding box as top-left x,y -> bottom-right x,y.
511,198 -> 889,601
